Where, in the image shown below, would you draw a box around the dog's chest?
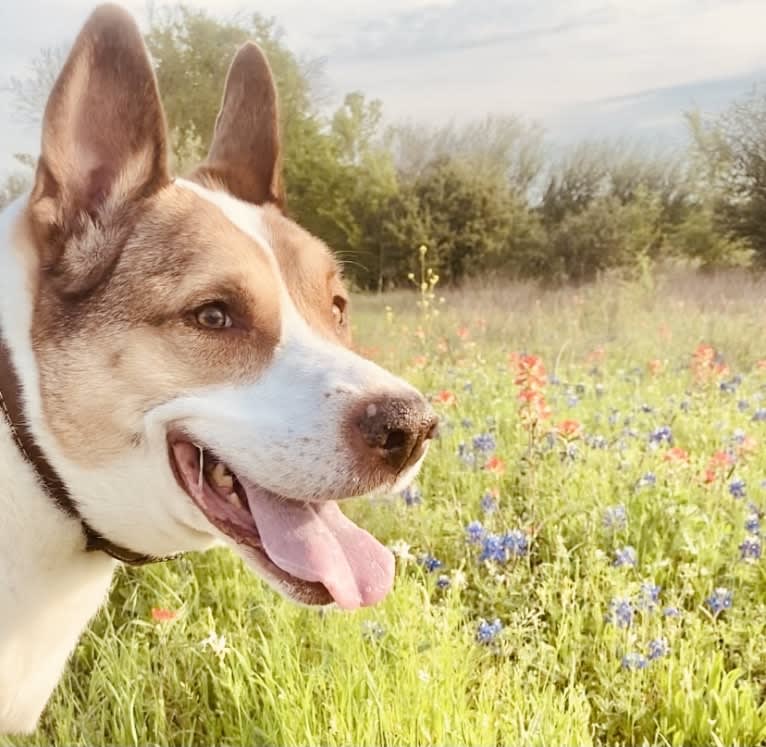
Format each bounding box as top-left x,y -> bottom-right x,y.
0,417 -> 114,733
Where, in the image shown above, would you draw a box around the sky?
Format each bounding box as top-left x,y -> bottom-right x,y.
1,0 -> 766,176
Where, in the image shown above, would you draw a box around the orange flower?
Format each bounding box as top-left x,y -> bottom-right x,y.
484,456 -> 506,475
151,607 -> 178,623
587,347 -> 606,365
456,325 -> 470,340
691,343 -> 729,383
702,450 -> 735,483
736,435 -> 758,456
756,360 -> 766,371
412,355 -> 428,368
663,447 -> 689,463
556,419 -> 582,438
648,359 -> 663,376
435,390 -> 456,406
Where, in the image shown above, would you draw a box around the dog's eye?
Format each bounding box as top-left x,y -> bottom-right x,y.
332,296 -> 347,328
194,303 -> 232,330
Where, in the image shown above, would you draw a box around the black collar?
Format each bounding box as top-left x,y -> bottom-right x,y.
0,332 -> 175,567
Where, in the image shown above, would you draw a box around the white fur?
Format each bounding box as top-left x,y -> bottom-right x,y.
0,182 -> 426,733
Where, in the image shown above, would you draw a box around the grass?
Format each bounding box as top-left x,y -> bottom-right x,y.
5,270 -> 766,746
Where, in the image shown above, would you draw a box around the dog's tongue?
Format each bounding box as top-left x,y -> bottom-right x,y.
243,484 -> 395,610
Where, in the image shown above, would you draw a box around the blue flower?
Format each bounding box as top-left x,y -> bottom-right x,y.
638,472 -> 657,489
613,546 -> 638,568
621,652 -> 648,670
588,435 -> 608,449
480,491 -> 498,514
638,582 -> 661,609
502,530 -> 529,558
567,395 -> 580,407
739,537 -> 761,561
479,534 -> 506,563
752,409 -> 766,422
466,520 -> 485,545
706,587 -> 733,616
472,433 -> 496,454
729,479 -> 747,499
738,400 -> 750,412
457,443 -> 476,467
647,638 -> 669,660
603,505 -> 628,531
476,618 -> 503,644
663,606 -> 681,618
401,485 -> 422,506
649,426 -> 673,447
436,574 -> 451,589
419,554 -> 443,573
460,418 -> 474,429
745,514 -> 761,534
607,598 -> 633,628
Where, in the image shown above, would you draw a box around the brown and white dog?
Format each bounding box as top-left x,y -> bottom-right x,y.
0,4 -> 437,734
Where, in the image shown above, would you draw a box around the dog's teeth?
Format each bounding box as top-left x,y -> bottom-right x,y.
211,462 -> 234,489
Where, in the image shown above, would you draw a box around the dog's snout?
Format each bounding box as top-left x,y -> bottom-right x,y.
353,395 -> 439,472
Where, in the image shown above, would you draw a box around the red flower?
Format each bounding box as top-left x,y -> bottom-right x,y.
663,447 -> 689,464
484,456 -> 506,475
151,607 -> 178,623
436,390 -> 456,406
456,325 -> 470,340
556,419 -> 582,438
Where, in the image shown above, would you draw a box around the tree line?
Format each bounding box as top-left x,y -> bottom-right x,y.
2,5 -> 765,288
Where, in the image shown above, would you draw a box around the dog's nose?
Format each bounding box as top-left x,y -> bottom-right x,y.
354,395 -> 439,472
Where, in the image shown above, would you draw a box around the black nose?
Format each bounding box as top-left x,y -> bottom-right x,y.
355,395 -> 439,472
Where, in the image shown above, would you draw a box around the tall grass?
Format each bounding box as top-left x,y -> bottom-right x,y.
5,270 -> 766,746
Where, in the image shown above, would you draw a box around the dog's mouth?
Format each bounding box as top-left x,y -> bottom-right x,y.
167,437 -> 395,610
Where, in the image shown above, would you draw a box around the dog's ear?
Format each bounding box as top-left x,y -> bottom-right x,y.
193,43 -> 284,209
28,3 -> 169,290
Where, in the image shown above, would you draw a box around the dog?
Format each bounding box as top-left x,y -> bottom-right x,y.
0,3 -> 437,734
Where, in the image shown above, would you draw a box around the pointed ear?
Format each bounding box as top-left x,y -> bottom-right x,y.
29,3 -> 169,273
194,42 -> 284,208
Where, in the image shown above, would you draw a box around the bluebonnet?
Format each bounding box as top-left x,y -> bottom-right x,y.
401,485 -> 422,506
638,582 -> 661,609
731,429 -> 747,444
480,491 -> 498,514
637,472 -> 657,489
460,418 -> 474,430
603,505 -> 628,531
647,638 -> 669,660
621,653 -> 648,671
613,546 -> 638,568
502,530 -> 529,558
745,514 -> 761,534
466,520 -> 485,544
472,433 -> 496,454
548,374 -> 561,386
567,395 -> 580,407
588,435 -> 608,449
476,618 -> 503,644
607,598 -> 633,628
479,534 -> 506,563
564,443 -> 579,461
720,377 -> 740,394
436,574 -> 451,589
419,554 -> 443,573
649,426 -> 673,447
457,443 -> 476,467
739,537 -> 761,561
663,606 -> 681,618
706,587 -> 733,615
752,408 -> 766,422
729,478 -> 747,499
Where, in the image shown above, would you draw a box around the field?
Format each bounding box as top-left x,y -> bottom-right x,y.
5,270 -> 766,747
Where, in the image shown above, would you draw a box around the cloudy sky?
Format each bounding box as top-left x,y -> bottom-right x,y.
1,0 -> 766,175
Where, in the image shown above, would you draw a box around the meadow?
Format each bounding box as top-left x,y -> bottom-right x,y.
5,268 -> 766,747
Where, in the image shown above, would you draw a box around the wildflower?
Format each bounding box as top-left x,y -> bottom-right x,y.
200,630 -> 228,660
457,443 -> 476,467
419,553 -> 443,573
472,433 -> 497,453
456,325 -> 470,340
479,534 -> 506,563
607,598 -> 633,628
648,359 -> 663,375
452,570 -> 468,589
436,574 -> 451,589
567,395 -> 580,407
436,390 -> 456,406
738,400 -> 750,412
476,618 -> 503,644
502,530 -> 529,558
484,456 -> 506,475
739,537 -> 761,561
556,419 -> 582,438
729,478 -> 746,499
745,514 -> 761,534
480,489 -> 498,514
361,621 -> 386,640
663,606 -> 681,618
638,582 -> 661,610
622,652 -> 648,671
613,546 -> 638,568
637,472 -> 657,489
706,587 -> 733,616
401,484 -> 422,506
649,426 -> 673,448
647,638 -> 669,660
588,435 -> 608,449
466,520 -> 485,544
388,539 -> 414,561
663,447 -> 689,464
460,418 -> 474,429
752,409 -> 766,422
151,607 -> 178,623
603,505 -> 628,531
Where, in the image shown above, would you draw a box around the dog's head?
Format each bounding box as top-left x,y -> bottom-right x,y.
17,4 -> 437,609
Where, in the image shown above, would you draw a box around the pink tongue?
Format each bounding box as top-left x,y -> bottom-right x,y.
244,485 -> 395,610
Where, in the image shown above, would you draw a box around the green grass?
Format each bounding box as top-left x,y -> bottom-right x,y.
6,271 -> 766,746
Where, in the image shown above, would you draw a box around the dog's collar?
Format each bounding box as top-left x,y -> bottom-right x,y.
0,333 -> 175,567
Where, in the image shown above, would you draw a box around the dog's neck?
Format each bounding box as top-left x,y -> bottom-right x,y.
0,197 -> 115,734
